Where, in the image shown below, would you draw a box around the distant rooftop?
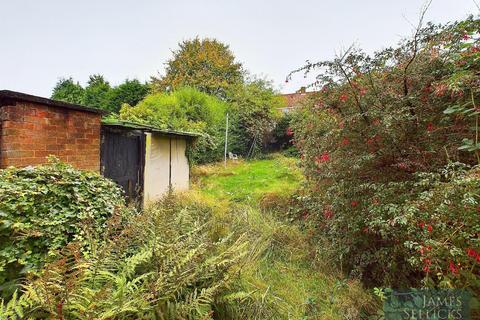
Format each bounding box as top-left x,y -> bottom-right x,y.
0,90 -> 107,115
279,87 -> 316,113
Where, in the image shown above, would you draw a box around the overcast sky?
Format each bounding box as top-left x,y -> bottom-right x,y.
0,0 -> 477,97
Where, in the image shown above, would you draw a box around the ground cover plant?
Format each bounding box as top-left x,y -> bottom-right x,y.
286,15 -> 480,305
0,194 -> 250,319
0,158 -> 125,298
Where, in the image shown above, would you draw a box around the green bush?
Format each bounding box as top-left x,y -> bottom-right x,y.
1,194 -> 249,319
382,164 -> 480,293
119,87 -> 228,164
288,16 -> 480,290
227,78 -> 284,157
291,164 -> 480,292
270,113 -> 295,152
0,159 -> 125,296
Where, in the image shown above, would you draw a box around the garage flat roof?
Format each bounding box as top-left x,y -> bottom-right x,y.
102,120 -> 201,138
0,90 -> 107,115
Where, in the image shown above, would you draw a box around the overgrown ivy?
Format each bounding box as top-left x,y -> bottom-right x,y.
0,158 -> 125,297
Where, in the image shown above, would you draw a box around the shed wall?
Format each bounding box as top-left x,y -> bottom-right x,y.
143,134 -> 170,205
170,137 -> 189,191
143,133 -> 190,206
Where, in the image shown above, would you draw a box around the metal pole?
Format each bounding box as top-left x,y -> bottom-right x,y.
224,113 -> 229,168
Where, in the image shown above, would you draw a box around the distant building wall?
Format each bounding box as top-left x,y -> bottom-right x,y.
0,102 -> 101,171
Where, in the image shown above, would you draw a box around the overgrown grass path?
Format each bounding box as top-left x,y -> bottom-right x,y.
191,154 -> 375,319
193,155 -> 303,204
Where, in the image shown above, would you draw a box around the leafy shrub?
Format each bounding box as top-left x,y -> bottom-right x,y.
397,165 -> 480,318
281,146 -> 299,158
288,16 -> 480,289
269,112 -> 295,152
119,87 -> 228,164
1,194 -> 250,319
0,158 -> 125,296
394,164 -> 480,291
227,78 -> 284,157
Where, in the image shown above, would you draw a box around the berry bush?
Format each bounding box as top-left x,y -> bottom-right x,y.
288,17 -> 480,295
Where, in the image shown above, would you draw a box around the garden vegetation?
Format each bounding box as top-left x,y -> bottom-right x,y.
52,37 -> 286,164
4,12 -> 479,320
287,16 -> 480,303
0,157 -> 377,319
118,87 -> 228,164
52,76 -> 149,113
0,159 -> 125,298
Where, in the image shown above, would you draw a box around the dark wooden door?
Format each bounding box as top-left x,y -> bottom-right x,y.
100,127 -> 145,204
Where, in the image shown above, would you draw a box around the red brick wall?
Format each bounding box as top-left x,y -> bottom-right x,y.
0,102 -> 101,171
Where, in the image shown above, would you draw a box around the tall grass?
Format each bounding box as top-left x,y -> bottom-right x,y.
192,155 -> 378,319
1,155 -> 378,319
0,195 -> 250,319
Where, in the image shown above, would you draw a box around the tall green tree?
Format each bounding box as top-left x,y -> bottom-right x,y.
83,75 -> 112,111
151,38 -> 244,99
51,76 -> 149,113
227,78 -> 284,156
51,78 -> 85,105
107,79 -> 149,113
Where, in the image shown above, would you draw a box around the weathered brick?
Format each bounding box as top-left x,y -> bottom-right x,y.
36,110 -> 49,118
34,150 -> 54,158
20,143 -> 39,150
45,145 -> 56,151
3,128 -> 22,136
5,150 -> 34,158
21,123 -> 35,130
1,121 -> 18,129
0,102 -> 101,171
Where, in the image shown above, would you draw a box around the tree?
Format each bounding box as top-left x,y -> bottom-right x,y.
51,78 -> 85,105
51,75 -> 149,113
107,79 -> 149,113
151,38 -> 244,99
227,78 -> 284,156
83,74 -> 112,111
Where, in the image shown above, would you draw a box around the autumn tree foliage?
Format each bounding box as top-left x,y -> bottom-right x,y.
288,17 -> 480,292
151,38 -> 244,99
131,38 -> 283,159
